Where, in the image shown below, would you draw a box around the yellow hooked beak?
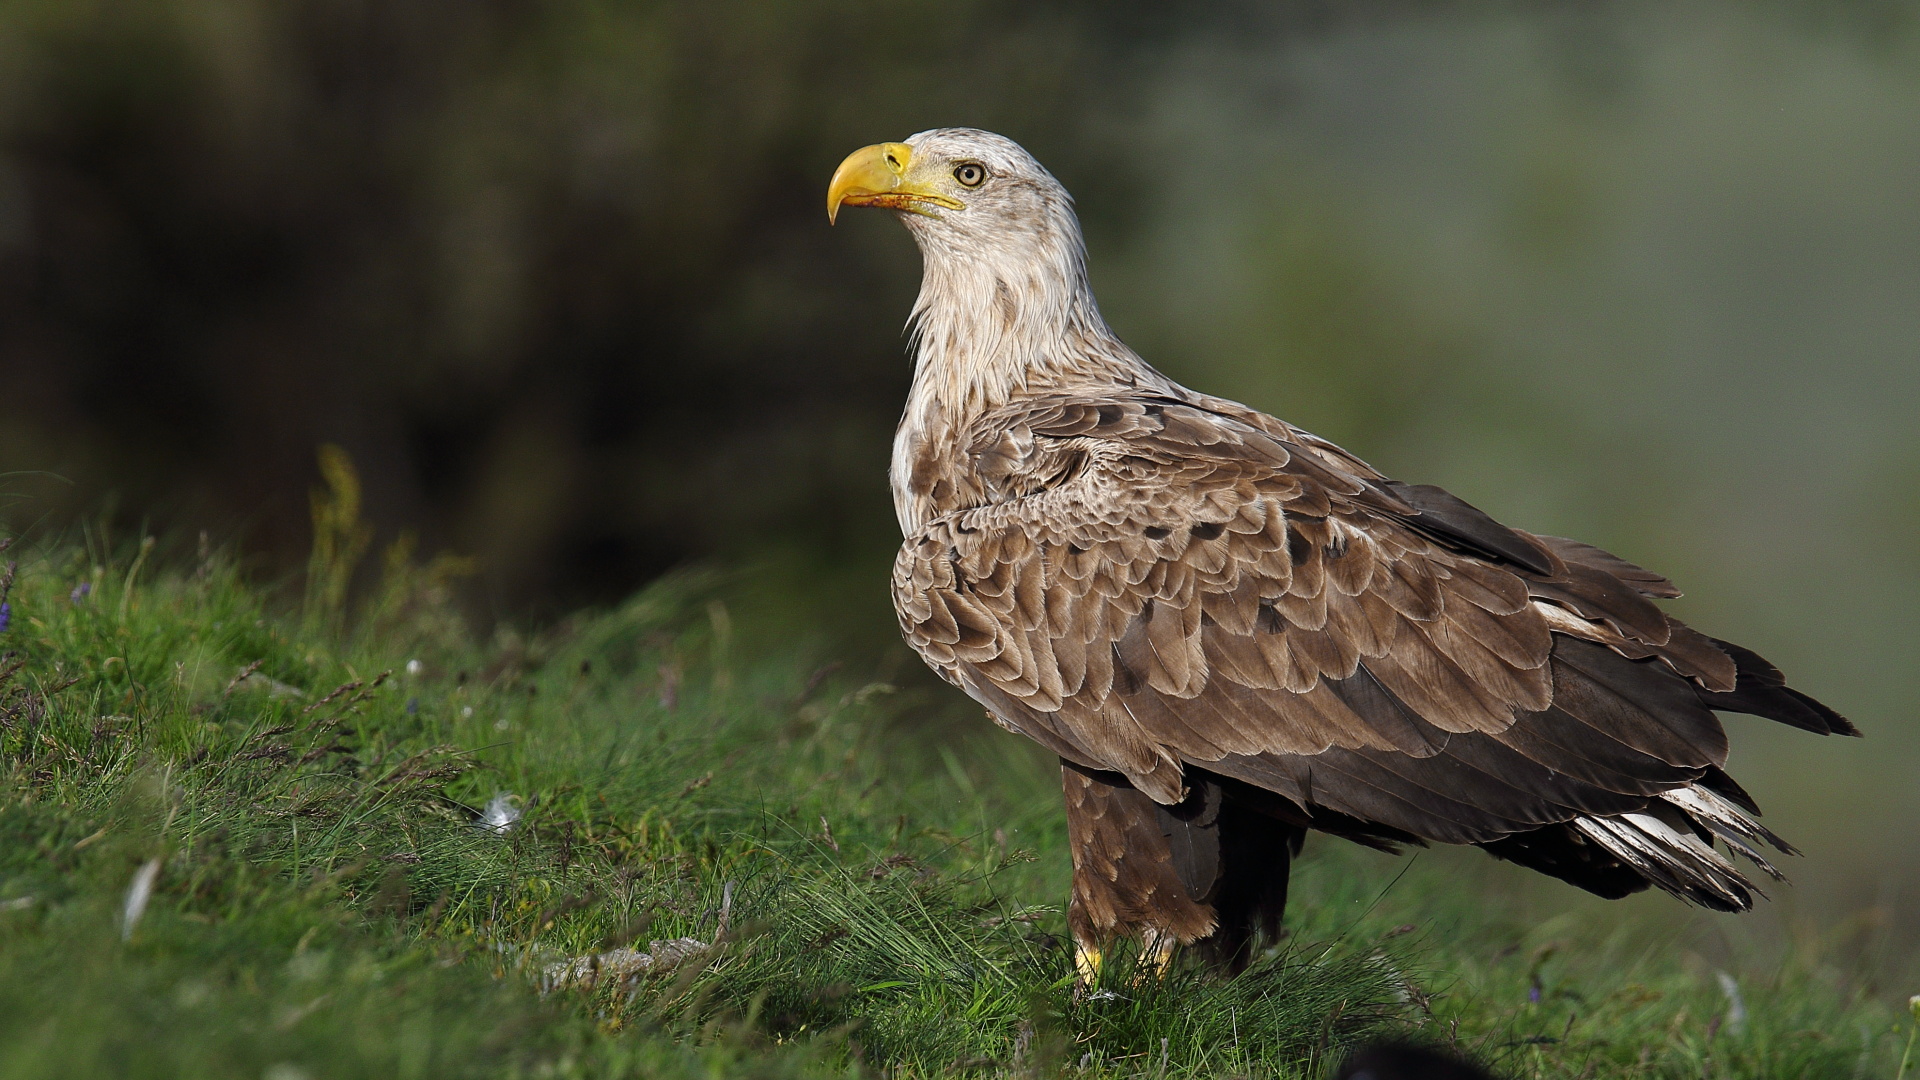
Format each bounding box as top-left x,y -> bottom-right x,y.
827,142 -> 964,224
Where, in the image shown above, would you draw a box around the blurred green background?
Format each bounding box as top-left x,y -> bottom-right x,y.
0,0 -> 1914,959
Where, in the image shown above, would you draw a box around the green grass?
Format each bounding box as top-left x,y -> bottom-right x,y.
0,534 -> 1911,1079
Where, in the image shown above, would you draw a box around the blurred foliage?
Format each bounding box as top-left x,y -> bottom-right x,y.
305,444 -> 372,633
0,0 -> 1390,615
0,0 -> 1912,617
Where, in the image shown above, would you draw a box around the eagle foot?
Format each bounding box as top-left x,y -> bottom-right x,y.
1072,931 -> 1178,992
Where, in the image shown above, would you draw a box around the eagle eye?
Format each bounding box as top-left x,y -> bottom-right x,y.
953,163 -> 987,188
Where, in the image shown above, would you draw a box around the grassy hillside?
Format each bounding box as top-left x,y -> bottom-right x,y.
0,530 -> 1908,1078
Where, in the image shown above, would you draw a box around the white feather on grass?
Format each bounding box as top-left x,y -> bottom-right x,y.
1717,971 -> 1748,1035
476,793 -> 522,835
122,858 -> 161,941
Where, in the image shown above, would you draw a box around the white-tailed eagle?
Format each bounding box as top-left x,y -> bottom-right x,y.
827,129 -> 1856,976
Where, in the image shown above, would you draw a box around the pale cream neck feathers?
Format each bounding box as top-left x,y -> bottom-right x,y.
889,129 -> 1164,533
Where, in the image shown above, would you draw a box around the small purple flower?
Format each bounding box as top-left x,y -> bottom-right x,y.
70,582 -> 91,605
405,697 -> 419,715
1527,980 -> 1542,1005
0,602 -> 10,633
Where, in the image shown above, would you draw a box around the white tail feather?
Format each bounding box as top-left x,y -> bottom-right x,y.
1660,784 -> 1792,879
1572,783 -> 1794,910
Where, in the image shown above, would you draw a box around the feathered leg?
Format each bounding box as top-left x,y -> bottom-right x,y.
1061,762 -> 1220,979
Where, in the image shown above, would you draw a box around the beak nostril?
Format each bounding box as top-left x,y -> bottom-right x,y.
827,143 -> 953,221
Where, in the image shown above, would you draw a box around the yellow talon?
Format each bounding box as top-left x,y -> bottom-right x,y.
1075,937 -> 1178,988
1074,944 -> 1103,985
1142,931 -> 1177,976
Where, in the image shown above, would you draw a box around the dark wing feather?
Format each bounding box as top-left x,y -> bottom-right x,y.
1532,534 -> 1681,598
1372,480 -> 1557,576
1695,637 -> 1858,736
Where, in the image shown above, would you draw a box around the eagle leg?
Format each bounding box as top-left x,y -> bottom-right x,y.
1187,791 -> 1304,974
1062,763 -> 1299,977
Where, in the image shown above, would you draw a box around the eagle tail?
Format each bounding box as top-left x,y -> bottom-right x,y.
1571,784 -> 1792,912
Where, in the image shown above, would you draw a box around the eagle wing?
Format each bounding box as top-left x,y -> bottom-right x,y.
893,393 -> 1851,852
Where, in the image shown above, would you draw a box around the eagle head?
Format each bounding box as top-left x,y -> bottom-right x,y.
827,128 -> 1083,273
